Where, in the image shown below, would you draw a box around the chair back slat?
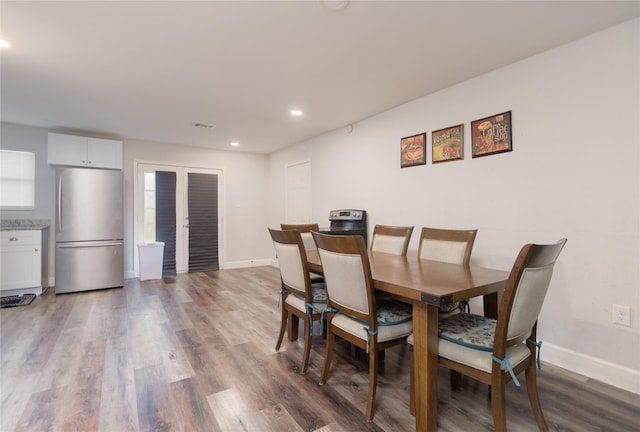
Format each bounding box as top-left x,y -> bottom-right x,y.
419,239 -> 469,264
312,232 -> 374,322
370,225 -> 413,256
318,249 -> 369,314
281,224 -> 320,252
370,234 -> 407,255
300,232 -> 317,252
272,242 -> 307,295
418,227 -> 477,265
498,239 -> 567,345
269,228 -> 312,300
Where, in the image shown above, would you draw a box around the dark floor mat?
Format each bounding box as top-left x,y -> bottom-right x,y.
1,294 -> 36,308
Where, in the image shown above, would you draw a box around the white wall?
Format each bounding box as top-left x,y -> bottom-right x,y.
269,19 -> 640,392
123,139 -> 273,275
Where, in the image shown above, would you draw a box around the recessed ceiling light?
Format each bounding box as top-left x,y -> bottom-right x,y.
230,142 -> 240,147
290,109 -> 303,116
0,39 -> 11,48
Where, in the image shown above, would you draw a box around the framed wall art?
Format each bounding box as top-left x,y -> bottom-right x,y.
400,132 -> 426,168
432,124 -> 463,163
471,111 -> 512,158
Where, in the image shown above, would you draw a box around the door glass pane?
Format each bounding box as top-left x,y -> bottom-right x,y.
143,172 -> 156,242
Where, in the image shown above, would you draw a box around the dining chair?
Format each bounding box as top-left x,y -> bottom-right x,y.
367,224 -> 414,360
269,228 -> 327,374
281,223 -> 320,252
409,226 -> 479,410
418,227 -> 478,316
411,238 -> 567,431
312,232 -> 413,421
370,224 -> 414,256
281,223 -> 323,282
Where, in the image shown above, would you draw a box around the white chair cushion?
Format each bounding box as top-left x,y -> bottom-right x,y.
376,299 -> 412,325
286,291 -> 326,314
407,312 -> 531,374
439,338 -> 530,374
331,307 -> 413,343
438,313 -> 495,350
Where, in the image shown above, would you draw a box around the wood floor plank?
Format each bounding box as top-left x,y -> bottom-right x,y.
98,326 -> 139,432
58,338 -> 107,431
134,365 -> 176,432
1,267 -> 639,432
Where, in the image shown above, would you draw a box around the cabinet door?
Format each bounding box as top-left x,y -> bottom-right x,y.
87,138 -> 123,169
1,231 -> 42,290
48,133 -> 88,166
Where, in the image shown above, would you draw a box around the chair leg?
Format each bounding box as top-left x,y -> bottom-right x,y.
450,370 -> 462,389
288,315 -> 299,341
525,363 -> 549,431
275,307 -> 288,351
319,330 -> 335,385
366,347 -> 379,421
490,376 -> 508,432
409,346 -> 415,416
351,344 -> 360,358
300,316 -> 313,374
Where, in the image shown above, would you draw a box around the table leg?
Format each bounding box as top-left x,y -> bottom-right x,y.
413,302 -> 439,432
483,292 -> 499,319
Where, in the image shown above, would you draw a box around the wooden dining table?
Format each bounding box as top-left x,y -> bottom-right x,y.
306,250 -> 509,432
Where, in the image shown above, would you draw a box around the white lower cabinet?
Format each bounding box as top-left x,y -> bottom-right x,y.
1,229 -> 49,294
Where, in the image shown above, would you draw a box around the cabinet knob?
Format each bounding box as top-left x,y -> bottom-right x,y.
9,237 -> 18,241
35,248 -> 39,252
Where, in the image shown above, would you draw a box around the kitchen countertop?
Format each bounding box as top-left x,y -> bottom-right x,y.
1,219 -> 51,231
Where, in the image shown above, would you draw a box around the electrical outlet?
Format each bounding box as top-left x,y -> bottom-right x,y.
612,304 -> 631,326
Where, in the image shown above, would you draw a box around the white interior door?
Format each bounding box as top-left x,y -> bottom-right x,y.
285,160 -> 312,223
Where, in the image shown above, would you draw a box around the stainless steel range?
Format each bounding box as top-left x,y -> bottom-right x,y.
320,209 -> 368,247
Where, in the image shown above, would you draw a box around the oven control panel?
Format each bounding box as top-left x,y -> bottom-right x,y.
329,209 -> 366,221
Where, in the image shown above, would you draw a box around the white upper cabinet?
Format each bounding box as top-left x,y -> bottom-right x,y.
48,132 -> 123,169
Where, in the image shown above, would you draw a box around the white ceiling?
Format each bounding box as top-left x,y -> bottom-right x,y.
2,1 -> 639,154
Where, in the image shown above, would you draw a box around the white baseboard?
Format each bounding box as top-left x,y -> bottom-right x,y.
543,342 -> 640,394
223,259 -> 273,269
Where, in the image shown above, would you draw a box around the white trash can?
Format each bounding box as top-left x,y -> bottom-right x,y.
138,242 -> 165,281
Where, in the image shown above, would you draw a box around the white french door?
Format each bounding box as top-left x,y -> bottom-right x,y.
135,162 -> 222,276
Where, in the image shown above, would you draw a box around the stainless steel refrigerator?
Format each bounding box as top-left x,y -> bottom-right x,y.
55,168 -> 124,294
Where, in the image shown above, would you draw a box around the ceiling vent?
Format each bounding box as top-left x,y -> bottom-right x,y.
193,122 -> 216,129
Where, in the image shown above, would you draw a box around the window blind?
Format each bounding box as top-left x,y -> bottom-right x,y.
187,173 -> 219,272
155,171 -> 177,276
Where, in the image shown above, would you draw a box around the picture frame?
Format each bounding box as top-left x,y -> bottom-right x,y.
471,111 -> 512,158
432,124 -> 464,163
400,132 -> 426,168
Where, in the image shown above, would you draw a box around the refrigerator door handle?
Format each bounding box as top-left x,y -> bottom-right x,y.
58,175 -> 63,232
58,241 -> 124,248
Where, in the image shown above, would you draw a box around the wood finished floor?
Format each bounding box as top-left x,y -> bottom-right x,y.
1,267 -> 639,432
